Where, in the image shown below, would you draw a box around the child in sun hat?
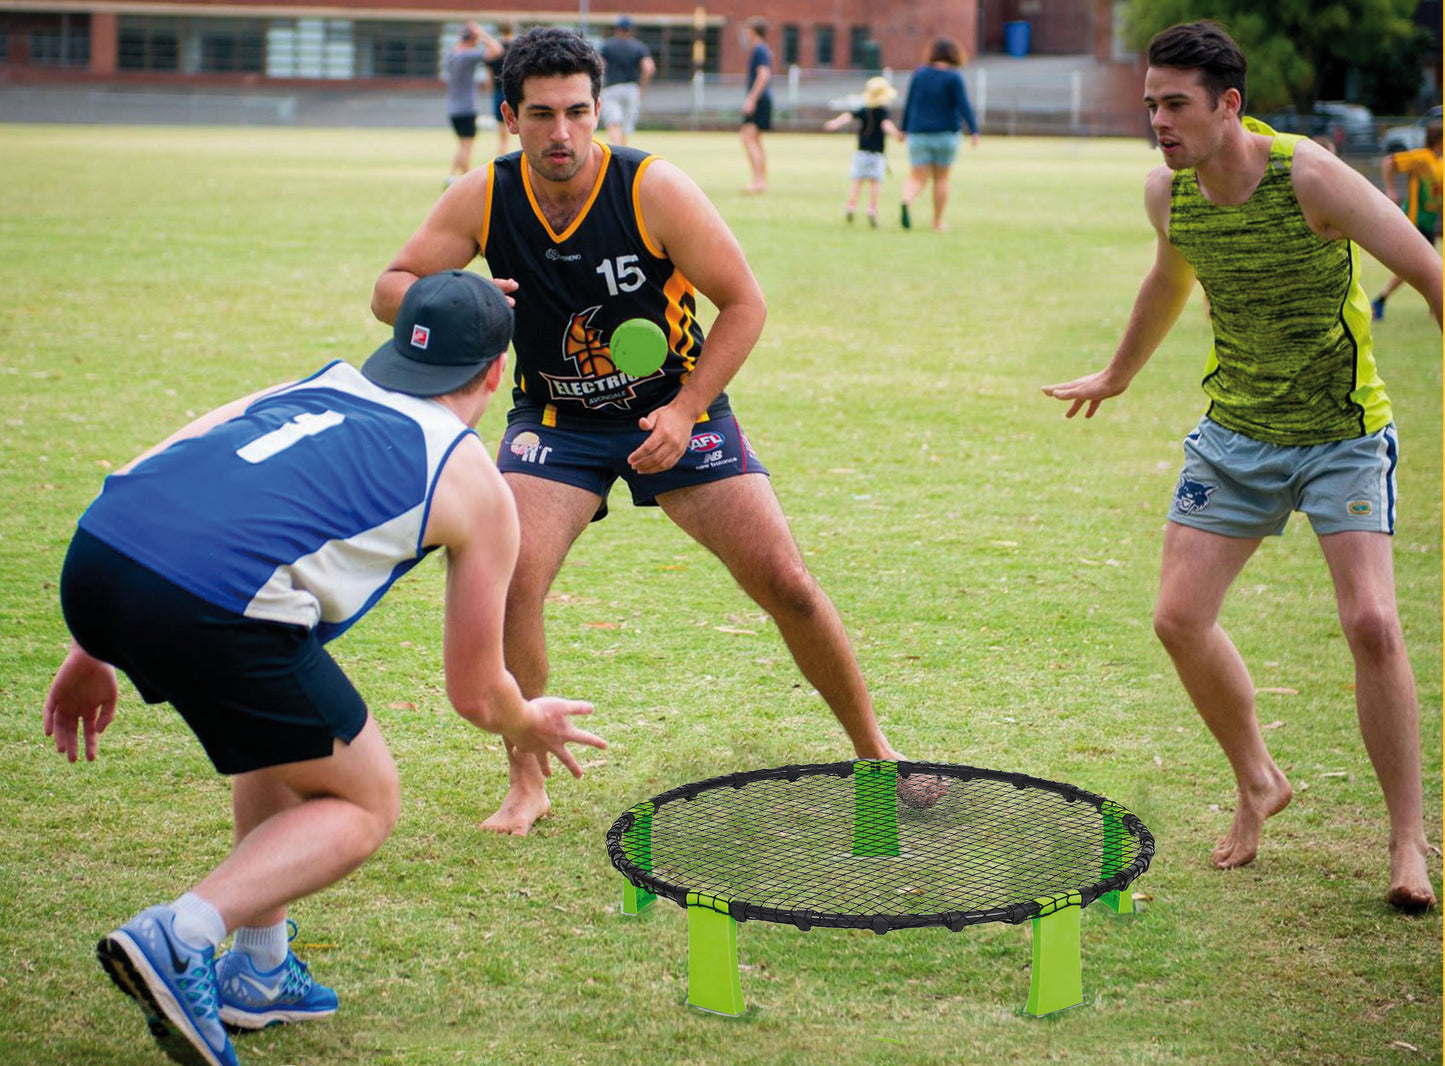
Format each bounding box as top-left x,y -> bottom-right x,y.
823,75 -> 905,226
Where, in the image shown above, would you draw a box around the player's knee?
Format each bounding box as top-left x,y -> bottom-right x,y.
751,560 -> 821,618
1152,601 -> 1202,652
1339,603 -> 1405,661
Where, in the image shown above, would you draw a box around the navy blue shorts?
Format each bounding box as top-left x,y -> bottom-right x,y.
450,112 -> 478,138
496,414 -> 768,521
60,528 -> 368,775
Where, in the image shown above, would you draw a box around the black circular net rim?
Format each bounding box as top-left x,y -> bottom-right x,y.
605,759 -> 1155,934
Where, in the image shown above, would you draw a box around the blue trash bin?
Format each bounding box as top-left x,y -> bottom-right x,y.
1005,20 -> 1030,58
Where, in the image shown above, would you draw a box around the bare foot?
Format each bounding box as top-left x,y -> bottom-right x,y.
742,183 -> 767,195
1211,766 -> 1292,868
480,788 -> 551,837
1386,839 -> 1437,912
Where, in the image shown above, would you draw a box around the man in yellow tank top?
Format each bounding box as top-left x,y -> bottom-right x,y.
1043,21 -> 1440,910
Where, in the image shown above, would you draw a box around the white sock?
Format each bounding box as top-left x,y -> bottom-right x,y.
169,892 -> 226,951
233,921 -> 289,971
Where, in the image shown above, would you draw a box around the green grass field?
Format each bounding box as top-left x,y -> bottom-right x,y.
0,125 -> 1440,1065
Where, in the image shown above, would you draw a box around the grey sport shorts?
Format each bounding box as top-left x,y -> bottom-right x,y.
1168,417 -> 1398,538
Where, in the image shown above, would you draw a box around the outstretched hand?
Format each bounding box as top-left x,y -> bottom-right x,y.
43,644 -> 118,762
507,698 -> 606,779
1040,369 -> 1126,419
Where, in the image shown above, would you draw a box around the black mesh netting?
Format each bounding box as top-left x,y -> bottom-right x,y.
606,760 -> 1154,933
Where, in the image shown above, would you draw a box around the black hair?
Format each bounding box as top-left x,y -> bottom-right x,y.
926,37 -> 961,66
1147,20 -> 1247,114
501,26 -> 604,114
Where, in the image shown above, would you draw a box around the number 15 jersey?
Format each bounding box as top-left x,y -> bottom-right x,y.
480,141 -> 727,427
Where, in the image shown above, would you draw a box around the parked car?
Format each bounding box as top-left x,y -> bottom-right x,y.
1255,101 -> 1378,154
1380,104 -> 1443,154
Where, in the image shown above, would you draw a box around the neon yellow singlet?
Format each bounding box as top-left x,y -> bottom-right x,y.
1168,130 -> 1392,445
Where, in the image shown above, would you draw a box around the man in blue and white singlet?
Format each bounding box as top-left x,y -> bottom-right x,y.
44,271 -> 606,1066
374,28 -> 905,838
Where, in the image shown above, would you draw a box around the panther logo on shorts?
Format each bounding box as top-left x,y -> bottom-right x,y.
1174,476 -> 1216,514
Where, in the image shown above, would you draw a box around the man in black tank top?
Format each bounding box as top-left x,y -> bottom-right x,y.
374,28 -> 904,838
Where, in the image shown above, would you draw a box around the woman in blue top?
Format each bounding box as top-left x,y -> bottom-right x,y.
899,37 -> 980,232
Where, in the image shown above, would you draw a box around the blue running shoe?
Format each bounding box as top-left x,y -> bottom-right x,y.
97,905 -> 238,1066
216,936 -> 338,1030
1372,297 -> 1386,321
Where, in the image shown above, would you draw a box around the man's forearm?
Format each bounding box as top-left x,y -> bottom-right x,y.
372,269 -> 419,325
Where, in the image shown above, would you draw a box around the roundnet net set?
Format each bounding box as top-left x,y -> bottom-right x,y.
606,759 -> 1154,934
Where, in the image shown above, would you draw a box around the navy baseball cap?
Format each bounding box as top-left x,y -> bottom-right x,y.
363,271 -> 513,397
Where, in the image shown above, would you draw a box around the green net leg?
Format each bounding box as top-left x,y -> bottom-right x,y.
1099,804 -> 1134,915
620,801 -> 656,915
1025,896 -> 1083,1017
852,759 -> 899,857
686,894 -> 746,1016
623,881 -> 656,916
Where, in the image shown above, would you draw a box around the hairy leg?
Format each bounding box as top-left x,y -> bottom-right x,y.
481,473 -> 599,837
1154,522 -> 1291,869
658,474 -> 895,759
192,717 -> 400,931
1319,531 -> 1435,910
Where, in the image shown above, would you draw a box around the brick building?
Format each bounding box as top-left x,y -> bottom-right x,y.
0,0 -> 1128,88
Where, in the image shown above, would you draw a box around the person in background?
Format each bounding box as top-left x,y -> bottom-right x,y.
445,22 -> 504,184
485,24 -> 516,159
899,37 -> 980,232
599,15 -> 655,146
740,17 -> 772,194
823,76 -> 905,227
1372,121 -> 1443,320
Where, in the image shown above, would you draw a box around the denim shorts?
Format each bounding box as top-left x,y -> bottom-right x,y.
907,131 -> 961,168
1167,417 -> 1398,538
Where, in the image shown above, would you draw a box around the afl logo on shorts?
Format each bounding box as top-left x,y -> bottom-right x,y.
689,432 -> 725,452
410,324 -> 431,350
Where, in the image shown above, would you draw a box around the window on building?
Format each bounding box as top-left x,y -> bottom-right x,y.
118,17 -> 180,71
353,21 -> 438,78
781,24 -> 799,67
849,25 -> 873,69
267,18 -> 354,79
649,23 -> 720,78
27,14 -> 89,66
197,19 -> 265,72
815,25 -> 834,68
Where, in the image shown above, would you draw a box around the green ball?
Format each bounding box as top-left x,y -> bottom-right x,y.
610,318 -> 668,377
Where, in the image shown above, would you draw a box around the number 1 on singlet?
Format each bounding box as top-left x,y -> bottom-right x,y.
236,410 -> 347,464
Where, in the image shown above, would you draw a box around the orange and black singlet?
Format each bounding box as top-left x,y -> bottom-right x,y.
480,141 -> 723,427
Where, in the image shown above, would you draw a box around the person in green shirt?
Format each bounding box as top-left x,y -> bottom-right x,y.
1043,20 -> 1440,911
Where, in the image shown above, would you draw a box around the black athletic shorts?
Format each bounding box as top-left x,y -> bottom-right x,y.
450,113 -> 478,138
60,527 -> 369,775
744,95 -> 773,131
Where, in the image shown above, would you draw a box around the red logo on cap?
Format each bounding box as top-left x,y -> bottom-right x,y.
410,324 -> 431,350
